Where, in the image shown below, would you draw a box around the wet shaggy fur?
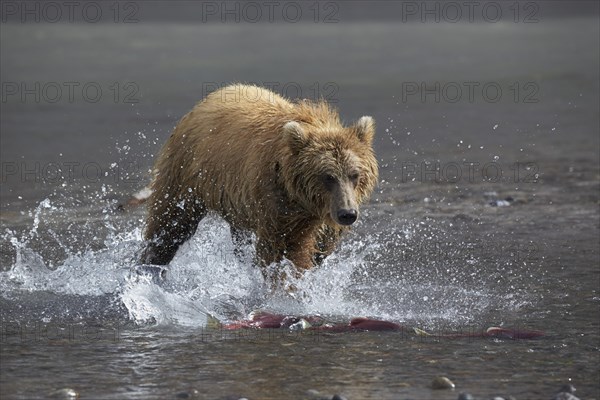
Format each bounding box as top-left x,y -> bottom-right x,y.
141,84 -> 378,281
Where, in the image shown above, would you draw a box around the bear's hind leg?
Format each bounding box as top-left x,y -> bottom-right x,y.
141,194 -> 206,265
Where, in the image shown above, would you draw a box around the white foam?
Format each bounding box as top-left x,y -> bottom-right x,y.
0,200 -> 530,329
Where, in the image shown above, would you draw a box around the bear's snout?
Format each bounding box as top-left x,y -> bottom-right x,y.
337,209 -> 358,225
330,179 -> 359,226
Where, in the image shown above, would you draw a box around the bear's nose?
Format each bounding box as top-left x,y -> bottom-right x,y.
337,209 -> 358,225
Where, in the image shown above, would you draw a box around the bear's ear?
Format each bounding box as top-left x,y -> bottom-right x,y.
283,121 -> 308,150
355,116 -> 375,144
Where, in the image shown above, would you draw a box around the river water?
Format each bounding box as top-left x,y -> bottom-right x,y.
1,4 -> 599,400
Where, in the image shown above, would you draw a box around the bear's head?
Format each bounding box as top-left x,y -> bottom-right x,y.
281,116 -> 378,227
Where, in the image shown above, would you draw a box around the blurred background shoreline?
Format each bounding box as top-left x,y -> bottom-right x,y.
2,3 -> 598,210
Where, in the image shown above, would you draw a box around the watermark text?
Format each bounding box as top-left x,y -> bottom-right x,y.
400,1 -> 540,23
1,1 -> 140,23
199,1 -> 339,23
1,161 -> 143,184
400,81 -> 539,104
400,161 -> 539,184
2,81 -> 140,104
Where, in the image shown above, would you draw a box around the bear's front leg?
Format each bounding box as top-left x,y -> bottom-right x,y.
255,232 -> 314,290
283,237 -> 317,277
314,224 -> 344,265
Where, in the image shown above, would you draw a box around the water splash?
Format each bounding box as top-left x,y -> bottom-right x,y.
0,198 -> 531,329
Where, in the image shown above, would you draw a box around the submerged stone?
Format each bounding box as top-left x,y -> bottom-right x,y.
558,384 -> 576,394
331,395 -> 348,400
49,388 -> 79,399
431,376 -> 455,390
553,393 -> 580,400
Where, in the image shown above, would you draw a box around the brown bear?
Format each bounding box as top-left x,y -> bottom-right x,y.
141,84 -> 378,282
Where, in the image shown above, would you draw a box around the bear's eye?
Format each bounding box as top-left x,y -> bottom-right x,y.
321,174 -> 337,190
349,172 -> 360,185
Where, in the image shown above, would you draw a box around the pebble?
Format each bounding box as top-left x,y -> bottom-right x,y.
558,384 -> 576,394
331,395 -> 348,400
488,199 -> 512,207
306,389 -> 326,399
49,388 -> 79,399
305,389 -> 332,400
431,376 -> 455,390
553,383 -> 580,400
305,390 -> 348,400
175,389 -> 201,399
553,393 -> 580,400
457,393 -> 474,400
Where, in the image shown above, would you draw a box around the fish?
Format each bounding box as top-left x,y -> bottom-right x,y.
219,311 -> 544,339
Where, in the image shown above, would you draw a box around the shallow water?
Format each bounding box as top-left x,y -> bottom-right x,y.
1,8 -> 599,400
2,168 -> 598,399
